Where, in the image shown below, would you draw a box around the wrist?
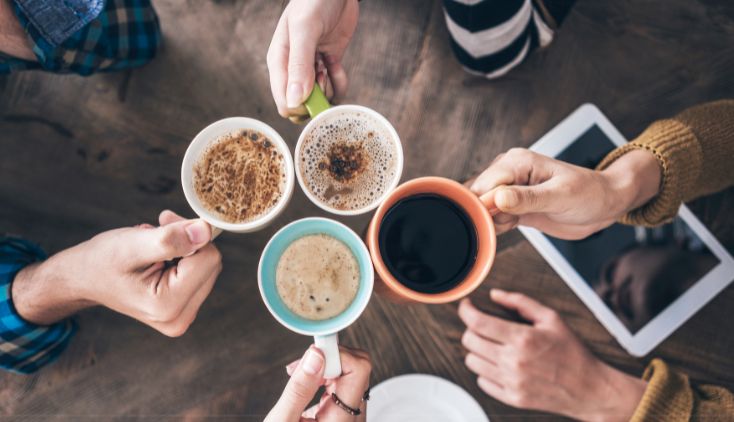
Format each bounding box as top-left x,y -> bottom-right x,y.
11,252 -> 94,325
600,149 -> 662,219
581,363 -> 647,422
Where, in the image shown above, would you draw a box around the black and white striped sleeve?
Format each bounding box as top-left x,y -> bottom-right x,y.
443,0 -> 573,79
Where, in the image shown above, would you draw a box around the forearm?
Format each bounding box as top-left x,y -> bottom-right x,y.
12,252 -> 94,325
0,0 -> 36,61
598,100 -> 734,226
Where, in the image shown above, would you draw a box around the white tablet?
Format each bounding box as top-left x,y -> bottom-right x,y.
519,104 -> 734,356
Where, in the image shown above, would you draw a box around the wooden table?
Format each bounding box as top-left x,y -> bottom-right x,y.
2,0 -> 733,419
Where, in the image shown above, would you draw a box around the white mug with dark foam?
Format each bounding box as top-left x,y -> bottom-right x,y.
295,85 -> 404,216
181,117 -> 295,235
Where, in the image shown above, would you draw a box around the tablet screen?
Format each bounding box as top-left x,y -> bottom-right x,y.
547,125 -> 721,334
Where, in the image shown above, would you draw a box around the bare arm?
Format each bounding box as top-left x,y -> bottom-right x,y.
0,0 -> 35,61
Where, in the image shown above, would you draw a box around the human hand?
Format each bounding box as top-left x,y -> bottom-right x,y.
267,0 -> 359,122
459,289 -> 646,421
469,148 -> 661,239
266,346 -> 372,422
12,210 -> 222,337
0,0 -> 36,60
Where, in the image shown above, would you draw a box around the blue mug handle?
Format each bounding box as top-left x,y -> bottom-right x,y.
315,333 -> 341,378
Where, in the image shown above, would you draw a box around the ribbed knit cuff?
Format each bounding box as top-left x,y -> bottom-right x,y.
597,119 -> 702,227
630,359 -> 693,422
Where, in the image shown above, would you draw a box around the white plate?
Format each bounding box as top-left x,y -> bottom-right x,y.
367,374 -> 489,422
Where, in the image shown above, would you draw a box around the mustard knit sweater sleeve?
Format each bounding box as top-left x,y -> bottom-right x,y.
630,359 -> 734,421
598,100 -> 734,420
597,99 -> 734,226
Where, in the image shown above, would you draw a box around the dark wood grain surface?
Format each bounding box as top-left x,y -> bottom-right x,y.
2,0 -> 733,420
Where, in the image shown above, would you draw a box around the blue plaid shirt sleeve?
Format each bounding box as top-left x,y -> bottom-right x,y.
0,0 -> 161,75
0,237 -> 76,374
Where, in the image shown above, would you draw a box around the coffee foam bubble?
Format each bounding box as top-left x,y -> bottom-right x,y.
299,111 -> 398,211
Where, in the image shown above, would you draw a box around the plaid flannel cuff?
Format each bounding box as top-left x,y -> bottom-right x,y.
0,237 -> 76,374
1,0 -> 161,75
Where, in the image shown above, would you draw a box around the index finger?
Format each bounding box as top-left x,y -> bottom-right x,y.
166,243 -> 222,301
470,159 -> 519,197
458,299 -> 524,344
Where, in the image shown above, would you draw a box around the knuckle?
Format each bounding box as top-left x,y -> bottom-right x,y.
465,313 -> 485,333
461,330 -> 472,348
514,356 -> 530,372
155,227 -> 178,253
546,309 -> 562,324
145,300 -> 183,324
515,331 -> 534,350
512,390 -> 530,408
464,353 -> 473,369
359,357 -> 373,374
507,357 -> 524,373
507,147 -> 530,160
159,321 -> 189,338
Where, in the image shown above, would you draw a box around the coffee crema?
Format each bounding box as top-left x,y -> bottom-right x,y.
275,234 -> 359,320
193,129 -> 285,223
299,111 -> 398,211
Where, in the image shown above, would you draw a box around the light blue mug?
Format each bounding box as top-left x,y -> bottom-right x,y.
258,217 -> 374,378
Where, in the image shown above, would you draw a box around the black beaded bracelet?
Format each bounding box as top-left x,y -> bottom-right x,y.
331,388 -> 370,416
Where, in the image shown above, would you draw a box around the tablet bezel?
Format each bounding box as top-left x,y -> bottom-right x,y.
519,103 -> 734,356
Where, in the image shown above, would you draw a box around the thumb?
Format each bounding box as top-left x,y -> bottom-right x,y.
286,21 -> 320,109
123,219 -> 211,265
494,185 -> 553,215
267,348 -> 325,422
489,289 -> 556,324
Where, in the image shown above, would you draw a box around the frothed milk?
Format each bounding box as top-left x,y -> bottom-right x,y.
276,234 -> 360,320
299,110 -> 399,211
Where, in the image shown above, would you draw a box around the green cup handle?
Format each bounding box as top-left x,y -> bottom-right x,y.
304,84 -> 331,118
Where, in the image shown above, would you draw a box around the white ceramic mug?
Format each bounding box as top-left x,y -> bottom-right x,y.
181,117 -> 295,234
294,85 -> 404,216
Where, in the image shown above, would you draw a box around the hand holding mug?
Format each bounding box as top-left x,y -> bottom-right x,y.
12,210 -> 222,337
267,0 -> 359,122
459,289 -> 647,420
469,148 -> 661,239
266,346 -> 371,422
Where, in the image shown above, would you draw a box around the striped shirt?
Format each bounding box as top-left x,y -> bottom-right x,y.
0,0 -> 161,75
0,237 -> 76,374
443,0 -> 575,78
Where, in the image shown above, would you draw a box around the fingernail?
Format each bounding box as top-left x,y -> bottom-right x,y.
185,221 -> 210,244
302,348 -> 323,375
287,83 -> 304,108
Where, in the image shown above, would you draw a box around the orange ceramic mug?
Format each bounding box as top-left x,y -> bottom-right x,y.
366,177 -> 496,304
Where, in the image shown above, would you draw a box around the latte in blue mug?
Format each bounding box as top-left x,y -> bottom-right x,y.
258,217 -> 374,378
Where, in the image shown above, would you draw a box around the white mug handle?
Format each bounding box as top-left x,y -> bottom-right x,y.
314,333 -> 341,379
210,226 -> 223,240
